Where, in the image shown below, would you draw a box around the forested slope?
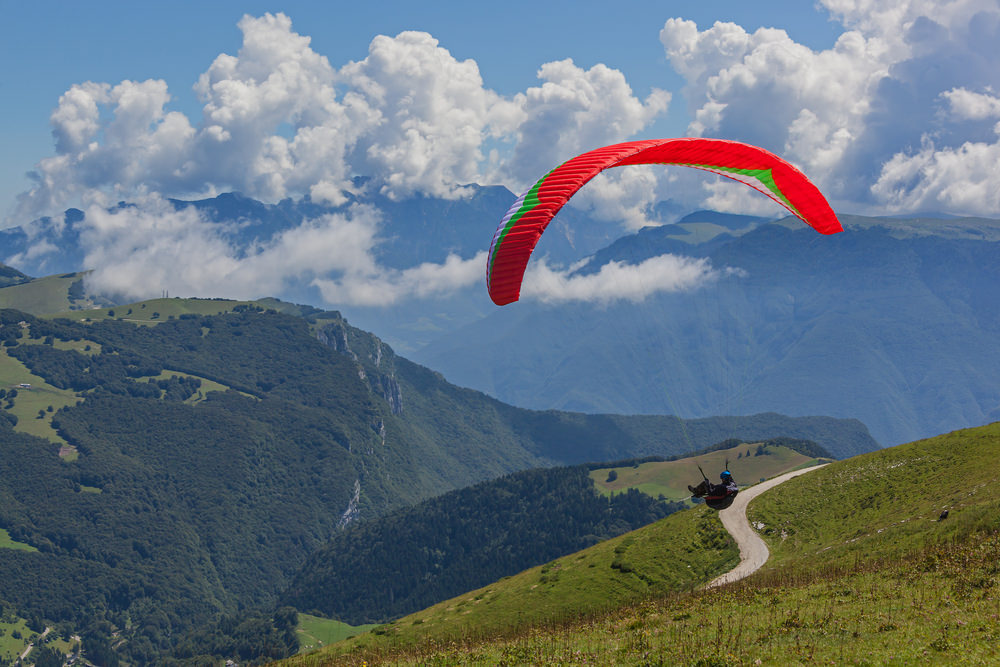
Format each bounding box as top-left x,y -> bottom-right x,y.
284,465 -> 681,624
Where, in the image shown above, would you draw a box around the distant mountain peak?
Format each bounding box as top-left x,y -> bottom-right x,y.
676,210 -> 774,229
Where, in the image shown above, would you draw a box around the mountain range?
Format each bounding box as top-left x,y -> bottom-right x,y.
417,214 -> 1000,447
4,190 -> 999,447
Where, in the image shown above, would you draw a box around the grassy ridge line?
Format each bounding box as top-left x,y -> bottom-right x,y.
47,296 -> 254,324
748,421 -> 1000,569
0,273 -> 90,314
283,505 -> 739,665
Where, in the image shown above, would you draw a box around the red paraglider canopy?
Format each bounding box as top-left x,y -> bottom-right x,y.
487,138 -> 842,306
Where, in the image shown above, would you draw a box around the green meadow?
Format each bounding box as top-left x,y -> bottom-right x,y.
0,272 -> 94,315
296,614 -> 377,653
140,369 -> 254,404
0,345 -> 79,446
591,442 -> 822,502
0,528 -> 36,552
0,617 -> 34,665
285,423 -> 1000,666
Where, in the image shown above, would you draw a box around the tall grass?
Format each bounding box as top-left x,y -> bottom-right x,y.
300,528 -> 998,665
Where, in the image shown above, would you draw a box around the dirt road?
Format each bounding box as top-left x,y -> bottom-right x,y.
707,464 -> 827,588
18,626 -> 51,662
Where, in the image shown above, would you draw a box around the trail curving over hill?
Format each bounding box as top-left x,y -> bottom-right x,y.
707,464 -> 827,588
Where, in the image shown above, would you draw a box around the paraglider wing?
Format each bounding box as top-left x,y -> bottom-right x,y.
487,138 -> 842,306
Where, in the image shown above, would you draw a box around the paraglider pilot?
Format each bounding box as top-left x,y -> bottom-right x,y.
689,470 -> 739,510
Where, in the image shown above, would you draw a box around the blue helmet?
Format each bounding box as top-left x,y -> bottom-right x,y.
720,470 -> 733,481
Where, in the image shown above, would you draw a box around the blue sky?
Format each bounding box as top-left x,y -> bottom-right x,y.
1,0 -> 998,306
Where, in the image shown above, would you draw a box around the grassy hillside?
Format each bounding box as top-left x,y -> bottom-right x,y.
591,442 -> 826,502
0,272 -> 107,314
287,422 -> 1000,665
47,295 -> 258,323
295,614 -> 376,654
747,422 -> 1000,569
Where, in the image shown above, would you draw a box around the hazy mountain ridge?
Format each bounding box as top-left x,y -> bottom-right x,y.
417,216 -> 1000,447
6,189 -> 995,447
0,263 -> 31,288
0,187 -> 623,352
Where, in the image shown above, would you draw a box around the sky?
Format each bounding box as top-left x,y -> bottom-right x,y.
1,0 -> 999,306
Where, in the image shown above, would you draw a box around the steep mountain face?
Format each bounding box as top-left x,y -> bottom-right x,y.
416,216 -> 1000,447
318,312 -> 877,464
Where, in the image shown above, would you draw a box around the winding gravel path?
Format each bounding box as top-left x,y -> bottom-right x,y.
706,464 -> 827,588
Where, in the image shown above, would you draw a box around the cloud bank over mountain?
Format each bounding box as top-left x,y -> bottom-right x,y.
7,2 -> 998,306
65,196 -> 487,307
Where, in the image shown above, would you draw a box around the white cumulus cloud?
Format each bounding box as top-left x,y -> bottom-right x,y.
78,195 -> 486,307
499,59 -> 669,189
14,12 -> 667,222
658,0 -> 1000,216
10,12 -> 674,307
519,254 -> 719,304
313,251 -> 486,307
338,31 -> 513,200
870,85 -> 1000,213
942,87 -> 1000,121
